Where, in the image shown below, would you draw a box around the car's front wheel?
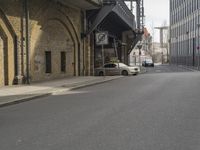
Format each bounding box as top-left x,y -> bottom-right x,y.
122,70 -> 128,76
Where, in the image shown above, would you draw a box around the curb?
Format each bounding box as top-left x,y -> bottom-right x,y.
0,77 -> 122,108
63,76 -> 123,91
0,93 -> 51,108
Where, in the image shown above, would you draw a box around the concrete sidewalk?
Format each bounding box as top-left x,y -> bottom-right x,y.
0,76 -> 122,107
177,65 -> 199,72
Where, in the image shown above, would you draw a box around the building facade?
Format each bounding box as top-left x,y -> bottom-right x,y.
86,0 -> 136,69
86,0 -> 144,71
170,0 -> 200,69
0,0 -> 139,87
0,0 -> 101,87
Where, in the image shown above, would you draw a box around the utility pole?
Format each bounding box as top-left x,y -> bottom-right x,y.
137,42 -> 142,69
130,0 -> 133,12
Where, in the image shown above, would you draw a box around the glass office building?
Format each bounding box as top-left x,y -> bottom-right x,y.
170,0 -> 200,69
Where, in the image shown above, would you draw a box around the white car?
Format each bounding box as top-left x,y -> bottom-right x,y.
95,63 -> 140,76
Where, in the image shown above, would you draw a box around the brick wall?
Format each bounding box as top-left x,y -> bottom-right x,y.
0,0 -> 90,86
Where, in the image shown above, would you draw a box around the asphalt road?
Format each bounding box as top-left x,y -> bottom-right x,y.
145,64 -> 193,74
1,65 -> 200,150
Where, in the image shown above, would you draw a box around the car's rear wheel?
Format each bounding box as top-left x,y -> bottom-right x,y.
122,70 -> 128,76
99,71 -> 104,76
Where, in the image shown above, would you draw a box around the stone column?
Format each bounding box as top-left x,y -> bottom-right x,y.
14,38 -> 25,84
0,36 -> 4,86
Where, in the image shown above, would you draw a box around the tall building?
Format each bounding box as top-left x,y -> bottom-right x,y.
170,0 -> 200,69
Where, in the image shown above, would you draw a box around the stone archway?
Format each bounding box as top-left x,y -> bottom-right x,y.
30,4 -> 81,81
0,30 -> 8,86
0,8 -> 16,86
31,19 -> 76,81
30,3 -> 81,77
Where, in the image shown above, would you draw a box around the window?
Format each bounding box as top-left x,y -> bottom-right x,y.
104,64 -> 110,68
104,64 -> 116,68
45,51 -> 52,73
61,52 -> 66,72
110,64 -> 117,68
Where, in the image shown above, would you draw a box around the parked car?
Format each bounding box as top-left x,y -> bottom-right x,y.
95,63 -> 140,76
142,59 -> 154,67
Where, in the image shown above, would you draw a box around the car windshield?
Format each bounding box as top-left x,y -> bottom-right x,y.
117,63 -> 128,67
146,60 -> 153,63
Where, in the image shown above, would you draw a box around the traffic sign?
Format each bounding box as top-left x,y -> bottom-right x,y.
96,32 -> 108,45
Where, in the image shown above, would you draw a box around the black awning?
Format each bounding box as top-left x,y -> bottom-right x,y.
86,0 -> 136,35
98,12 -> 132,37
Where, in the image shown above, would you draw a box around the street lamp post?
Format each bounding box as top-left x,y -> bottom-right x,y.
186,31 -> 189,67
168,39 -> 171,65
176,37 -> 178,67
197,24 -> 200,70
137,43 -> 142,69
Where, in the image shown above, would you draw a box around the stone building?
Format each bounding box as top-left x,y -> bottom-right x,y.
0,0 -> 140,87
0,0 -> 101,87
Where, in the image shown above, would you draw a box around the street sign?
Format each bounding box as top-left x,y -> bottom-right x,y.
96,32 -> 108,45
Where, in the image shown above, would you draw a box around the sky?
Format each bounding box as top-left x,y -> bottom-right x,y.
144,0 -> 169,42
126,0 -> 169,42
